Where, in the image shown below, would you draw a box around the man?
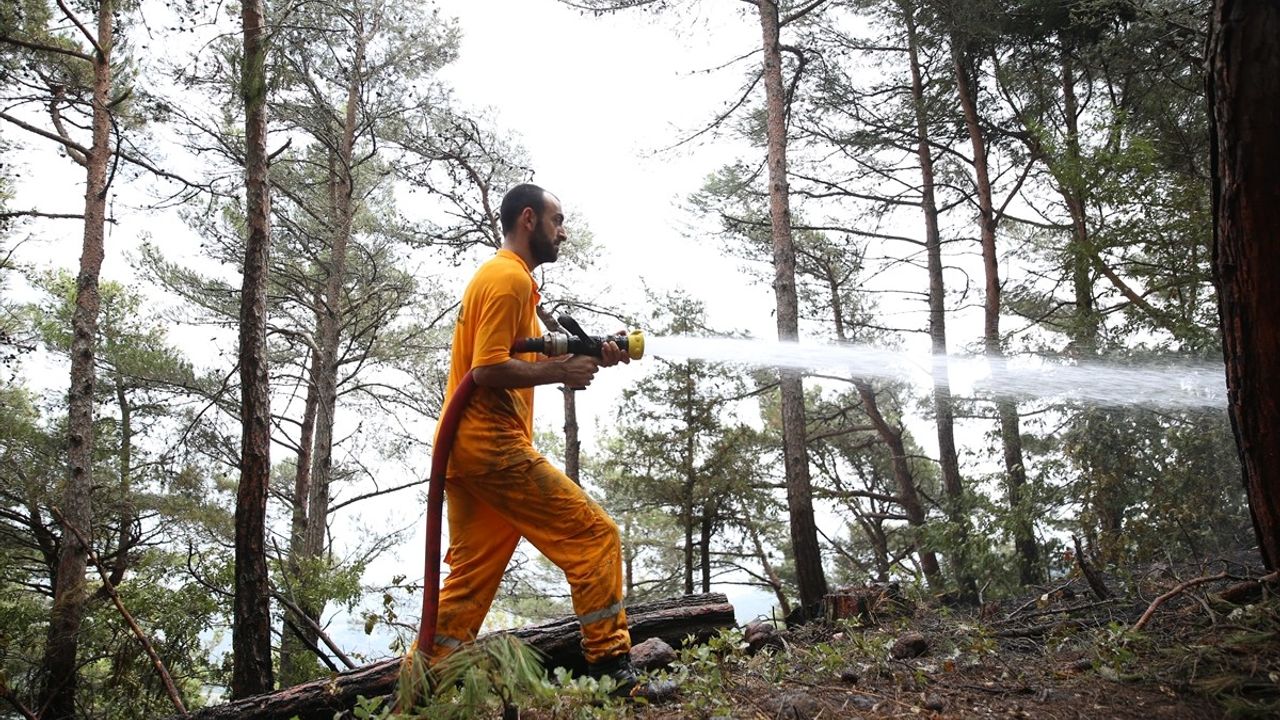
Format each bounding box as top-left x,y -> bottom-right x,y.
432,183 -> 642,693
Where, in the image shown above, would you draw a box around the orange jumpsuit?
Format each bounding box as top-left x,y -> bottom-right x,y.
432,249 -> 630,664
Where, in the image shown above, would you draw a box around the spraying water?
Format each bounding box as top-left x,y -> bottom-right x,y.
648,335 -> 1227,410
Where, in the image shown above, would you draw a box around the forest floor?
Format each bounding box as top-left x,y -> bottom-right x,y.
517,555 -> 1280,720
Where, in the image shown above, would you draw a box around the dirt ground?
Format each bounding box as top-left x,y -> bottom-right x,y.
610,559 -> 1279,720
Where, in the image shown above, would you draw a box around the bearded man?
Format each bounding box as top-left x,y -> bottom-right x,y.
431,183 -> 645,694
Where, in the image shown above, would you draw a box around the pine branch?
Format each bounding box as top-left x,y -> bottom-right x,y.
0,34 -> 93,62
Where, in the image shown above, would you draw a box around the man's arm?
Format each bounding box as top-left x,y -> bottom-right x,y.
472,340 -> 628,389
473,354 -> 600,389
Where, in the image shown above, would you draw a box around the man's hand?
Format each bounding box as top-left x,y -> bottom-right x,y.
558,354 -> 600,388
598,333 -> 631,368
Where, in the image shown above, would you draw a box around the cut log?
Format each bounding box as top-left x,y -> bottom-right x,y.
175,593 -> 735,720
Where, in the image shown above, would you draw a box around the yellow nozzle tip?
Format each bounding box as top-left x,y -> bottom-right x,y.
627,330 -> 645,360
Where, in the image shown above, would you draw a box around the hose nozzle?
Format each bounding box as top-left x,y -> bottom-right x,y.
512,315 -> 645,360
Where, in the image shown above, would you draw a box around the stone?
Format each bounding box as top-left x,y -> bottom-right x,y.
890,631 -> 929,659
845,694 -> 877,711
744,620 -> 785,655
629,637 -> 677,671
769,691 -> 820,720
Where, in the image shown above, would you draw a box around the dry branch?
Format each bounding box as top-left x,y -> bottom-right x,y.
1213,570 -> 1280,605
52,508 -> 187,715
1132,571 -> 1231,632
1072,536 -> 1111,600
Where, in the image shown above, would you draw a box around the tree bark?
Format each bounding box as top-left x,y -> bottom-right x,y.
902,3 -> 977,598
951,39 -> 1041,585
173,594 -> 736,720
233,0 -> 275,696
107,371 -> 134,591
1208,0 -> 1280,571
757,0 -> 827,616
40,3 -> 112,716
561,387 -> 580,483
700,510 -> 712,594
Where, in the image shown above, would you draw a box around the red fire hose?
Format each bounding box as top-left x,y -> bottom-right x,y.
413,370 -> 477,656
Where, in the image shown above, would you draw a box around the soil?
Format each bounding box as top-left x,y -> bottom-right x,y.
590,558 -> 1279,720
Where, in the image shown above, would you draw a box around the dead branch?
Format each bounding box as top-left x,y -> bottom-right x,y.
1072,536 -> 1111,600
51,507 -> 187,715
1132,571 -> 1231,632
0,680 -> 38,720
1213,570 -> 1280,605
272,591 -> 357,670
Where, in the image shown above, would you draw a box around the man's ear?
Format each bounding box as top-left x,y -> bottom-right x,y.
521,206 -> 537,231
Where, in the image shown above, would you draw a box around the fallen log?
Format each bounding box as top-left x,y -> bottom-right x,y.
1212,570 -> 1280,606
176,593 -> 735,720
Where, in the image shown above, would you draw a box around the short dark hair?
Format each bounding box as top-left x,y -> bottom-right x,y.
499,183 -> 549,235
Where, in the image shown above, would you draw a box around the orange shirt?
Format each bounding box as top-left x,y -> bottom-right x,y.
439,249 -> 543,477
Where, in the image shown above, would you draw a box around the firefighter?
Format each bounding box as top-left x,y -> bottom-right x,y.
432,183 -> 643,694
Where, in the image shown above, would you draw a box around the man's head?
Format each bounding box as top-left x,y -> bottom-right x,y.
499,183 -> 564,267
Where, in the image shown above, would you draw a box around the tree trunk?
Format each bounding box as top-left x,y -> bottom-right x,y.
562,387 -> 580,483
1059,48 -> 1100,356
295,62 -> 361,680
233,0 -> 275,696
700,509 -> 712,593
853,380 -> 944,589
683,364 -> 696,595
40,4 -> 112,716
951,39 -> 1041,585
682,483 -> 694,596
173,594 -> 736,720
1209,0 -> 1280,571
280,345 -> 320,685
903,3 -> 976,598
107,371 -> 133,589
826,252 -> 942,590
623,515 -> 635,596
757,0 -> 827,616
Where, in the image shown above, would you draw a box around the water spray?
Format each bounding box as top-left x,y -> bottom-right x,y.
645,335 -> 1226,410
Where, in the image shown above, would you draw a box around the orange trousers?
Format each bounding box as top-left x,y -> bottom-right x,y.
432,454 -> 631,664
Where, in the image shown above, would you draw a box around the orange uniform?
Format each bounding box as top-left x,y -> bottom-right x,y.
432,249 -> 630,664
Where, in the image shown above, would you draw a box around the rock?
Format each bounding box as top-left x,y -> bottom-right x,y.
1063,658 -> 1094,674
743,620 -> 785,655
769,691 -> 820,720
890,631 -> 929,659
630,637 -> 676,671
845,694 -> 877,711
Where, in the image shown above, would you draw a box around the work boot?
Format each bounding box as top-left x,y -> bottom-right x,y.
586,654 -> 678,702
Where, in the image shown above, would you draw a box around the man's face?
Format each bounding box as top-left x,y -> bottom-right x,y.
528,193 -> 566,265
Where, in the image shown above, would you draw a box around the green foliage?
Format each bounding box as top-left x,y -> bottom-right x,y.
391,636 -> 554,720
663,628 -> 743,718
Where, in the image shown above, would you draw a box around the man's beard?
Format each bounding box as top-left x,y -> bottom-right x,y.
530,222 -> 559,264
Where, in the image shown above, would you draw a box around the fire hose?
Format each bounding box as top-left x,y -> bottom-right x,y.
413,317 -> 644,659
